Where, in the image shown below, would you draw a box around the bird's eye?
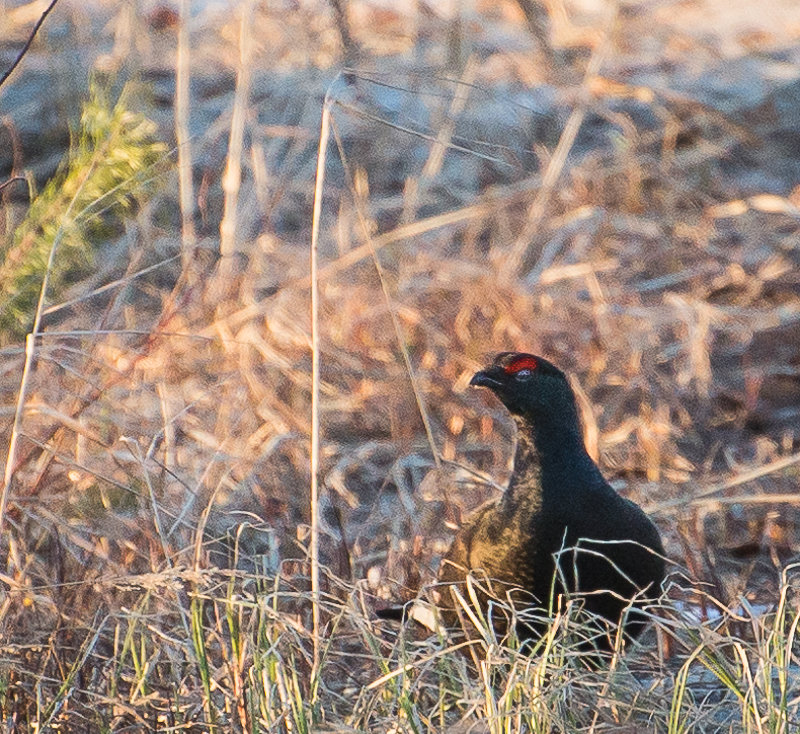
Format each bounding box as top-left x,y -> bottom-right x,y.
514,368 -> 532,378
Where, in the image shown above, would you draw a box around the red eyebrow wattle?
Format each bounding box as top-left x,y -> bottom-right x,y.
505,356 -> 538,374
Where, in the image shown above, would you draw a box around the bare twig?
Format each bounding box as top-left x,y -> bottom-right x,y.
42,255 -> 181,316
0,0 -> 61,89
327,0 -> 359,64
309,92 -> 334,677
0,176 -> 26,194
0,153 -> 93,534
175,0 -> 196,263
217,0 -> 255,289
650,450 -> 800,514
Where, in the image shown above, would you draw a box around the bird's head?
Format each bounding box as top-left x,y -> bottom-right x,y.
470,352 -> 575,419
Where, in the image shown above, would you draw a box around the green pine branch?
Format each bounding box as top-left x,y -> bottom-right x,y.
0,80 -> 168,342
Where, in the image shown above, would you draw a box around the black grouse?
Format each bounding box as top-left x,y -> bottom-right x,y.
379,352 -> 666,651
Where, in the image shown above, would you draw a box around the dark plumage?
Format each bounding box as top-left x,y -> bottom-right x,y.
379,352 -> 666,651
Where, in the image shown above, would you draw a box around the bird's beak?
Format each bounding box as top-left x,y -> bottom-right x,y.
470,369 -> 503,389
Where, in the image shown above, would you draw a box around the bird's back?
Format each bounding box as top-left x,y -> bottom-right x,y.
535,481 -> 665,631
437,474 -> 665,644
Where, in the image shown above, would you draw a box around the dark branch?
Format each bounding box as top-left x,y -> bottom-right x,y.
0,0 -> 61,90
0,176 -> 26,194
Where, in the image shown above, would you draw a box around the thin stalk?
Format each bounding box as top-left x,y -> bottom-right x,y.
175,0 -> 196,262
0,0 -> 60,88
328,117 -> 441,469
309,97 -> 333,677
0,154 -> 94,534
218,0 -> 254,281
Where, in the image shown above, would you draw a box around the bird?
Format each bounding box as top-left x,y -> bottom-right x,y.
377,352 -> 666,653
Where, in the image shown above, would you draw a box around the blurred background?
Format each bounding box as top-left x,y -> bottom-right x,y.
1,0 -> 799,729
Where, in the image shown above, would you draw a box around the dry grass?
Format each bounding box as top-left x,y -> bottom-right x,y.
1,0 -> 799,731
